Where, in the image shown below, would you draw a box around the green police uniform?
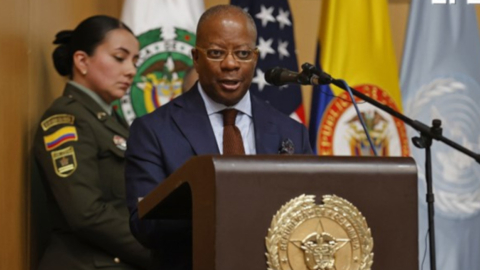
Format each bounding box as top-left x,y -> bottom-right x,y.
34,82 -> 150,270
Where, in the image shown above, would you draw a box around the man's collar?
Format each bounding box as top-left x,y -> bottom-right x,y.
197,83 -> 252,117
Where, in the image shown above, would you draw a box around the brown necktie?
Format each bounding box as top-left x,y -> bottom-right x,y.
222,109 -> 245,155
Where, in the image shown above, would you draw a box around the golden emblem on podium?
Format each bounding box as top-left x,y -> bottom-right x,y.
266,195 -> 374,270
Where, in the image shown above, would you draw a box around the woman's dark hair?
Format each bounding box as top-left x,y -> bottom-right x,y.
52,15 -> 134,77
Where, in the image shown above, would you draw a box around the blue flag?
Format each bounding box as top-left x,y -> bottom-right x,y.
401,1 -> 480,269
308,44 -> 333,154
231,0 -> 305,123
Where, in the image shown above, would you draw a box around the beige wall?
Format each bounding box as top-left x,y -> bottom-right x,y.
1,0 -> 479,269
0,1 -> 29,269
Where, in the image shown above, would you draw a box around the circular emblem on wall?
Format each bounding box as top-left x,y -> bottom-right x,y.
316,84 -> 410,157
112,27 -> 196,125
266,194 -> 374,270
404,74 -> 480,218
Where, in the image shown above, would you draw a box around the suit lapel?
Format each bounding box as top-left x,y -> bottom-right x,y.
170,86 -> 282,155
171,85 -> 220,155
251,95 -> 281,154
63,84 -> 129,138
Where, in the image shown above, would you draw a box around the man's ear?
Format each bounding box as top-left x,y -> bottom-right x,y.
191,48 -> 199,71
73,51 -> 89,75
191,48 -> 199,60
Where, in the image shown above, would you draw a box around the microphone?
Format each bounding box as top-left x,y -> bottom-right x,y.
264,66 -> 332,86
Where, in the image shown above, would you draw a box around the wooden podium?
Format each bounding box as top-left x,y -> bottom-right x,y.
138,156 -> 418,270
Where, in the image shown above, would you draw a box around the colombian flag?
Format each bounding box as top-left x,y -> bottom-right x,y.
43,126 -> 78,151
309,0 -> 409,157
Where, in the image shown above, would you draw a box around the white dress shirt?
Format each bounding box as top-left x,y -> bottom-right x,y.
197,83 -> 256,154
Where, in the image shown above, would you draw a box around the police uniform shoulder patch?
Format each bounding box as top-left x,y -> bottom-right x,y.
51,146 -> 77,177
41,114 -> 75,131
43,126 -> 78,151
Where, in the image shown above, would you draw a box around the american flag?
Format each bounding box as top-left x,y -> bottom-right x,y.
231,0 -> 305,123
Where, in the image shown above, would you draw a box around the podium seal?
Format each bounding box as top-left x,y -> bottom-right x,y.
266,195 -> 374,270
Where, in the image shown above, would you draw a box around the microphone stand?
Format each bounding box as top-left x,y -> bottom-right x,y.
301,63 -> 480,270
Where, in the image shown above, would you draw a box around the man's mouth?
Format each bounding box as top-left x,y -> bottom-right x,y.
219,80 -> 240,90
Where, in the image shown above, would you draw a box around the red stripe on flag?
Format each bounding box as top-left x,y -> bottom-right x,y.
295,104 -> 306,126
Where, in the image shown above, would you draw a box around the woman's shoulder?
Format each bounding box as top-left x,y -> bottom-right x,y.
41,93 -> 91,121
37,97 -> 97,142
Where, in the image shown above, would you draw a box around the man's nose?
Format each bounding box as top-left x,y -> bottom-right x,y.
220,52 -> 240,70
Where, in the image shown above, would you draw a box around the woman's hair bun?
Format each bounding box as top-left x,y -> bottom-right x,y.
52,30 -> 74,76
52,44 -> 72,76
53,30 -> 73,45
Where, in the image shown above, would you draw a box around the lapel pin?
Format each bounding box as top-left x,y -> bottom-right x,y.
278,138 -> 294,155
113,135 -> 127,151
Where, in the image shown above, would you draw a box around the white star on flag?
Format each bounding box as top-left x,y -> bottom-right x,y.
257,37 -> 275,59
252,68 -> 269,91
276,8 -> 292,29
255,5 -> 276,27
277,39 -> 290,59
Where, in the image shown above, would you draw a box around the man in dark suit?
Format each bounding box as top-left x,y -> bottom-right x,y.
125,4 -> 312,269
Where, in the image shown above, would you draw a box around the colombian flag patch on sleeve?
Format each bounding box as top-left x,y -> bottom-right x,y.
44,126 -> 78,151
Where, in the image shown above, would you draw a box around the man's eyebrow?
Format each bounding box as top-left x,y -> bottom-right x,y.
206,43 -> 253,48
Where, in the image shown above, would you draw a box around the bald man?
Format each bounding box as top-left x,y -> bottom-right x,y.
125,5 -> 312,269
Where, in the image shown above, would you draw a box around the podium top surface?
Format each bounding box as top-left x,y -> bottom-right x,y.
139,155 -> 417,219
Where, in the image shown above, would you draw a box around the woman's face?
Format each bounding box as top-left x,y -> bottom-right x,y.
80,28 -> 139,104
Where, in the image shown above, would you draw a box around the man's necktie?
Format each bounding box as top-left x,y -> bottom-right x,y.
222,109 -> 245,155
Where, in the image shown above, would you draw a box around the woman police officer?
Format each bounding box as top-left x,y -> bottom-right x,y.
34,15 -> 150,270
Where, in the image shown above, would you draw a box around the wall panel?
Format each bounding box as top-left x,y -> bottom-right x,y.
0,0 -> 30,269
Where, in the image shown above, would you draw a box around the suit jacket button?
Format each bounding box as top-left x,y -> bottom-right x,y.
114,257 -> 121,264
